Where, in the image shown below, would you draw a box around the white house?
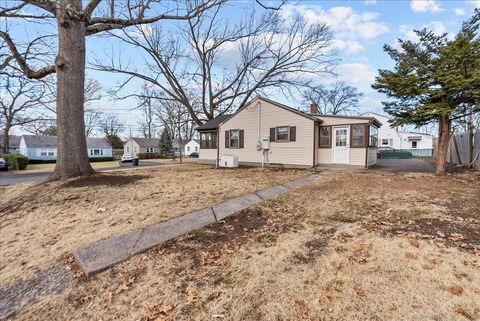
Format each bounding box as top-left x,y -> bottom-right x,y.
19,135 -> 113,161
184,139 -> 200,156
361,112 -> 434,157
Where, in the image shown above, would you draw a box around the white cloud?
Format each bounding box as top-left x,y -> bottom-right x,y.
410,0 -> 444,13
454,8 -> 466,15
397,21 -> 449,45
332,39 -> 364,54
364,0 -> 377,5
279,4 -> 389,54
336,63 -> 376,84
467,0 -> 480,8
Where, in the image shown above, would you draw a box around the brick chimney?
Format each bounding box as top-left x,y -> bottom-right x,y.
310,101 -> 318,114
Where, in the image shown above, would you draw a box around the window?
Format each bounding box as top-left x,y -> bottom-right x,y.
411,141 -> 417,148
40,148 -> 55,157
90,149 -> 102,156
225,130 -> 244,148
276,126 -> 289,141
195,147 -> 198,151
369,125 -> 378,147
127,147 -> 130,152
335,129 -> 348,147
319,126 -> 331,148
381,139 -> 389,146
187,146 -> 190,151
40,149 -> 47,157
200,132 -> 217,149
351,124 -> 366,148
146,147 -> 154,153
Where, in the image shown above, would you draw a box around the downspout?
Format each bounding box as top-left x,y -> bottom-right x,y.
216,128 -> 220,169
312,121 -> 317,168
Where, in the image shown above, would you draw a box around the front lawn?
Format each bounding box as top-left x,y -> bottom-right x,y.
3,170 -> 479,321
0,165 -> 308,287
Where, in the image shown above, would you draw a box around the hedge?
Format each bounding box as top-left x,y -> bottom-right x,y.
137,153 -> 162,159
89,157 -> 114,162
0,154 -> 29,170
29,157 -> 114,164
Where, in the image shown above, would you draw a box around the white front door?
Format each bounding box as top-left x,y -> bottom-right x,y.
332,127 -> 350,164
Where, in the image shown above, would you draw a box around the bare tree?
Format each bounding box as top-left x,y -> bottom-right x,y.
303,81 -> 363,115
100,114 -> 124,137
22,119 -> 57,135
0,69 -> 54,153
1,0 -> 223,180
84,108 -> 102,137
96,4 -> 334,125
137,97 -> 156,139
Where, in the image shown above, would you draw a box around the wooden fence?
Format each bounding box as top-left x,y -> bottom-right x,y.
446,130 -> 480,171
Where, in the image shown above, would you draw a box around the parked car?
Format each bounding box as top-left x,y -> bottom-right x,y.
0,157 -> 8,171
189,152 -> 199,158
121,153 -> 134,163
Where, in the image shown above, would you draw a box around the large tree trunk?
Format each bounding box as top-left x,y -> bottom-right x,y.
1,123 -> 11,154
49,0 -> 94,180
436,114 -> 451,175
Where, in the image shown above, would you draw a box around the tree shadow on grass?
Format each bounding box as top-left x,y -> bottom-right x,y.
62,174 -> 151,188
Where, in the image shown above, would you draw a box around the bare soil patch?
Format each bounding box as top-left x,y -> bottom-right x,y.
2,170 -> 479,321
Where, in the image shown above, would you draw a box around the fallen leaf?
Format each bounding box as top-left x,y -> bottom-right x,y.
367,266 -> 380,273
405,252 -> 418,260
456,307 -> 472,319
448,285 -> 463,295
354,286 -> 365,297
115,283 -> 129,294
159,304 -> 175,314
409,239 -> 419,248
107,292 -> 113,304
96,207 -> 106,212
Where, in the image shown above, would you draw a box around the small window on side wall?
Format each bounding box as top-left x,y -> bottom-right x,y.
351,124 -> 366,148
276,126 -> 289,142
319,127 -> 331,148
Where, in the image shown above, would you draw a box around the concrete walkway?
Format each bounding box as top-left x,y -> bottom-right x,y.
74,173 -> 327,276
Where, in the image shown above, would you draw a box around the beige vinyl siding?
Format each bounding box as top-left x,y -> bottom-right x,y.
219,98 -> 315,167
317,149 -> 332,164
367,147 -> 377,166
124,139 -> 140,157
350,148 -> 366,166
199,148 -> 217,161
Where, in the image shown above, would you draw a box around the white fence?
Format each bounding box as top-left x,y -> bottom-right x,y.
446,130 -> 480,171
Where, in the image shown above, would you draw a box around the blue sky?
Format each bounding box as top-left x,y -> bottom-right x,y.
6,0 -> 480,136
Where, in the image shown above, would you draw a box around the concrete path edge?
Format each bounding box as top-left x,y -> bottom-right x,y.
73,173 -> 323,277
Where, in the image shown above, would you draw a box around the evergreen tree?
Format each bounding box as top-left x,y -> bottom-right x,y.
105,134 -> 124,149
372,9 -> 480,174
159,128 -> 173,158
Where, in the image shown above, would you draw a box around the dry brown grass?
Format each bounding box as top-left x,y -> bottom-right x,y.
0,164 -> 308,287
3,170 -> 480,321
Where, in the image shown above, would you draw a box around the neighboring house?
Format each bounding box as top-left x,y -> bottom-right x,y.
361,112 -> 434,157
19,135 -> 112,161
123,137 -> 160,157
8,135 -> 21,154
172,139 -> 187,157
124,137 -> 188,157
184,139 -> 200,156
196,97 -> 382,169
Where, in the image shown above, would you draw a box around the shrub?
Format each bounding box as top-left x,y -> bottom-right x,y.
28,159 -> 56,164
89,157 -> 114,162
0,154 -> 29,170
137,153 -> 161,159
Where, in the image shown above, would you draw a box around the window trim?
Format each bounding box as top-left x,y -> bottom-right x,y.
200,131 -> 217,149
145,147 -> 155,153
381,139 -> 389,146
276,126 -> 290,142
411,141 -> 417,149
229,129 -> 240,149
318,126 -> 332,148
368,124 -> 378,147
350,123 -> 368,148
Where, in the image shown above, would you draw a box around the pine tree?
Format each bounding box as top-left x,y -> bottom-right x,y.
372,9 -> 480,174
159,129 -> 173,158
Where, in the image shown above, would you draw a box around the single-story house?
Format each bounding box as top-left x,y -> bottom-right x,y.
124,137 -> 187,157
184,139 -> 200,156
361,112 -> 434,157
124,137 -> 160,157
196,97 -> 382,169
19,135 -> 113,161
8,135 -> 21,154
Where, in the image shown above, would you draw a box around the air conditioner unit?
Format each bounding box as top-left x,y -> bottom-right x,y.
219,155 -> 239,168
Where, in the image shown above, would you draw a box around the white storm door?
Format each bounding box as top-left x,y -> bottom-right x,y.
332,127 -> 350,164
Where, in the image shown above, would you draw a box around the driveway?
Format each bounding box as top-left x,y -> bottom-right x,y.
372,159 -> 435,172
0,161 -> 163,186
